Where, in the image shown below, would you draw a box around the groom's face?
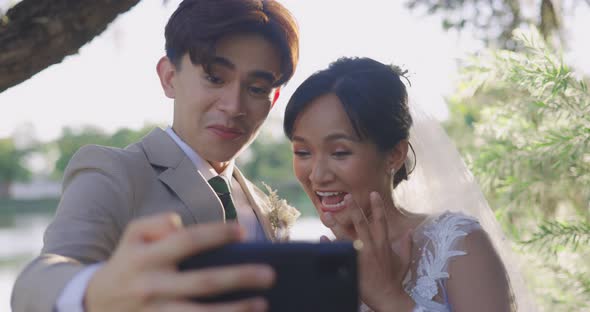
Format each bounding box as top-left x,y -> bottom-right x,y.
158,33 -> 281,168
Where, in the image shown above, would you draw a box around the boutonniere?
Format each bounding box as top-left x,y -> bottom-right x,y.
262,182 -> 301,241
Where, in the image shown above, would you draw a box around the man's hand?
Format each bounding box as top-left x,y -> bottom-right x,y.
85,213 -> 274,312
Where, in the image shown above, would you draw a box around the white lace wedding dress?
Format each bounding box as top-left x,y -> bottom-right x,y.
357,104 -> 533,311
361,211 -> 482,312
374,104 -> 534,311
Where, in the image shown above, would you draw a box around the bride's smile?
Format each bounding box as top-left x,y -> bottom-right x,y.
289,93 -> 404,227
315,191 -> 348,212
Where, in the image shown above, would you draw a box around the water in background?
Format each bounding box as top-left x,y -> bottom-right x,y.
0,214 -> 329,311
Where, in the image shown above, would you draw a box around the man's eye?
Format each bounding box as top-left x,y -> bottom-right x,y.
205,75 -> 223,85
249,86 -> 271,96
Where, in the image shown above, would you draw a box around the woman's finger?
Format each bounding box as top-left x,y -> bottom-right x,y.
347,194 -> 373,250
320,211 -> 354,241
398,229 -> 414,269
368,192 -> 389,249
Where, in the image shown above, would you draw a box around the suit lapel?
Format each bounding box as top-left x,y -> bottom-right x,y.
141,128 -> 224,223
159,157 -> 225,223
233,168 -> 276,242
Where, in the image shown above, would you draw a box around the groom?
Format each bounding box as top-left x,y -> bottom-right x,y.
11,0 -> 299,311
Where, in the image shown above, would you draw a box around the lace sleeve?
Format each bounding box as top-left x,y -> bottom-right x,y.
404,212 -> 481,312
359,212 -> 482,312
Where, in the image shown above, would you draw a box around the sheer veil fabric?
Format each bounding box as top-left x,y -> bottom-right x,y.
393,102 -> 536,311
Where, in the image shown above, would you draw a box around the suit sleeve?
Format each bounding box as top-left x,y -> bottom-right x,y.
11,145 -> 134,312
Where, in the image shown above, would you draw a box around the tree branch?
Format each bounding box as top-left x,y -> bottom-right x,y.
0,0 -> 140,93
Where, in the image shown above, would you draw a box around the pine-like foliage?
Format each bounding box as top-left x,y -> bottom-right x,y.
446,28 -> 590,311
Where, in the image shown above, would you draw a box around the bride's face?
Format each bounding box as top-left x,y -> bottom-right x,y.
291,93 -> 394,232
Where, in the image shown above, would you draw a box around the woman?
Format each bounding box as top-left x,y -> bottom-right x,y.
283,57 -> 516,311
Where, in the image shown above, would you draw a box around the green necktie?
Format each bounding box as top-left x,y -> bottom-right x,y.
208,176 -> 237,221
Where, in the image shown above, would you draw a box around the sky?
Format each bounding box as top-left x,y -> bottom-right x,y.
1,0 -> 589,143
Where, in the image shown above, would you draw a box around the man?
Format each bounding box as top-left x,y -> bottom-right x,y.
11,0 -> 299,311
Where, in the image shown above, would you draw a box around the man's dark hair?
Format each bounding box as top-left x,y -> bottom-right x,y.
165,0 -> 299,86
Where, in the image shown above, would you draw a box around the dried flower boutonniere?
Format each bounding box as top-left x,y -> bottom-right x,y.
262,182 -> 301,241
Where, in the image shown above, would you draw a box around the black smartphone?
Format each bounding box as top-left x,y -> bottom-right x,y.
178,242 -> 358,312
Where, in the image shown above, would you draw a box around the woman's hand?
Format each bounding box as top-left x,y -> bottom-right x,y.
320,210 -> 356,241
327,192 -> 416,312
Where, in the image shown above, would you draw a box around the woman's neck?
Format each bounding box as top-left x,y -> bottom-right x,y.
384,197 -> 426,242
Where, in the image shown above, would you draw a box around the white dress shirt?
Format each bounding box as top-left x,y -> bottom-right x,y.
56,127 -> 266,311
164,127 -> 265,241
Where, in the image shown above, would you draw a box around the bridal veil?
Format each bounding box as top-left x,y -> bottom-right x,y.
393,101 -> 536,311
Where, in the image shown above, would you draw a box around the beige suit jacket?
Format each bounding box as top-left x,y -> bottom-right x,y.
11,128 -> 277,312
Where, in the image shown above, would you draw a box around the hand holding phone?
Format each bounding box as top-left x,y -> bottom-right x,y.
179,242 -> 359,312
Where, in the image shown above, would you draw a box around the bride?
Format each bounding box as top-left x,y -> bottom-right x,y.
283,57 -> 532,311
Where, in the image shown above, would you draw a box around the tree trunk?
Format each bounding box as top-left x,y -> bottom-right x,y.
0,0 -> 140,93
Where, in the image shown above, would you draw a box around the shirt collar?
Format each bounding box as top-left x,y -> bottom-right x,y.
165,127 -> 234,182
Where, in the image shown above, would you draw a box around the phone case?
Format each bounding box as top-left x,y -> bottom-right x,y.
178,242 -> 359,312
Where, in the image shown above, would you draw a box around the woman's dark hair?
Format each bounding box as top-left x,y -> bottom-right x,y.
284,57 -> 414,187
165,0 -> 299,87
